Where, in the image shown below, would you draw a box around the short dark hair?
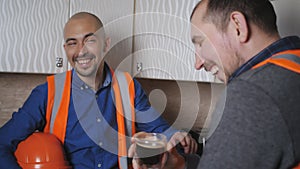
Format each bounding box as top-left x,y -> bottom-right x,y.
192,0 -> 278,35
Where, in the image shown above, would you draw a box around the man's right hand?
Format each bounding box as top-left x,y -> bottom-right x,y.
162,143 -> 186,169
128,132 -> 187,169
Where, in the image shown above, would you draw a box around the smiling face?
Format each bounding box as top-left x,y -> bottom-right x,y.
190,1 -> 241,83
63,14 -> 108,79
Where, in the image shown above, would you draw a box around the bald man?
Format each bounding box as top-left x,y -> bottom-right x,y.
0,12 -> 197,169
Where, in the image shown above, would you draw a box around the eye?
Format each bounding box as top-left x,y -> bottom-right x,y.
66,41 -> 77,47
192,40 -> 201,49
85,37 -> 97,44
192,37 -> 205,48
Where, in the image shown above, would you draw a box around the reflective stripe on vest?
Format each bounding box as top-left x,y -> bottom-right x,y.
112,71 -> 135,169
252,49 -> 300,73
44,71 -> 71,143
44,70 -> 135,169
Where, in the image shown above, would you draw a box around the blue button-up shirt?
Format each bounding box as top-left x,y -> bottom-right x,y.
0,64 -> 177,169
229,36 -> 300,82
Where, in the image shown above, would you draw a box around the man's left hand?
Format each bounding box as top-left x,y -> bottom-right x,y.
168,131 -> 198,154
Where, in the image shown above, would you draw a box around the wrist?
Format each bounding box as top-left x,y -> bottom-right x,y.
175,153 -> 186,169
182,154 -> 201,169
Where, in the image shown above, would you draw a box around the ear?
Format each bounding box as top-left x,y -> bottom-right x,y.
103,37 -> 111,53
230,11 -> 249,43
63,43 -> 66,51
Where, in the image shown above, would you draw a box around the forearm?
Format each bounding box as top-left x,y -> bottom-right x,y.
0,85 -> 47,169
163,151 -> 200,169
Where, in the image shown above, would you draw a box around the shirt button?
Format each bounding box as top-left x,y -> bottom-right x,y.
80,86 -> 84,90
97,163 -> 102,168
96,117 -> 101,123
85,85 -> 89,89
99,142 -> 103,146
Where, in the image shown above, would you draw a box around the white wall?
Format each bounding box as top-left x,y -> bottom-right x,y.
271,0 -> 300,37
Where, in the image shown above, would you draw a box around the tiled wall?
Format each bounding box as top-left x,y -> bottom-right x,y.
0,73 -> 224,134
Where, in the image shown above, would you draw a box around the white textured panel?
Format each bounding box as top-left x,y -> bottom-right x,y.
271,0 -> 300,37
133,0 -> 216,82
0,0 -> 69,73
70,0 -> 134,74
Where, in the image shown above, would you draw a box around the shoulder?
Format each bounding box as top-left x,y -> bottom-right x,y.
238,63 -> 300,87
31,82 -> 48,97
231,64 -> 300,103
229,63 -> 299,100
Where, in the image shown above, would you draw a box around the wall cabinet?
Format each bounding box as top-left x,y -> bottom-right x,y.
132,0 -> 216,82
0,0 -> 134,74
3,1 -> 296,82
0,0 -> 69,73
0,0 -> 214,82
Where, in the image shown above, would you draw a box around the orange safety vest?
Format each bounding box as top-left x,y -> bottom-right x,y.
252,49 -> 300,73
43,70 -> 136,169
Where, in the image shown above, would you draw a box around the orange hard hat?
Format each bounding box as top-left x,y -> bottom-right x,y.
294,163 -> 300,169
15,132 -> 72,169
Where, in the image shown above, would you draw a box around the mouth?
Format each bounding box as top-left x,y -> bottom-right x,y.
77,58 -> 92,64
74,54 -> 95,68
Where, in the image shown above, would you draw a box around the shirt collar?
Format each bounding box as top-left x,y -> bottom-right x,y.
72,63 -> 113,92
229,36 -> 300,82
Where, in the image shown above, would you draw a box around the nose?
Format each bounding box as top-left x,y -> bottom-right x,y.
78,42 -> 88,56
194,52 -> 204,70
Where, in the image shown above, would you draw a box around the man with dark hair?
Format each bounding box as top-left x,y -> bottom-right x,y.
132,0 -> 300,168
